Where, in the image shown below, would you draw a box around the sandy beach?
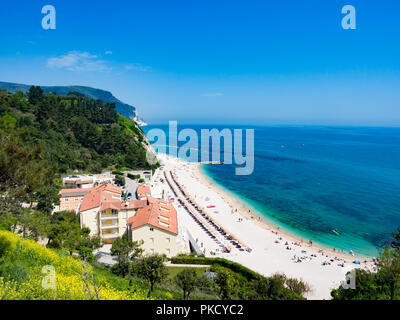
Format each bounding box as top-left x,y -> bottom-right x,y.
151,153 -> 376,300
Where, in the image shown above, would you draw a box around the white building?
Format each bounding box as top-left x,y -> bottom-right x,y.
127,197 -> 183,257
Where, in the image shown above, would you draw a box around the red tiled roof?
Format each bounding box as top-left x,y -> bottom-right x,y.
79,183 -> 122,212
99,200 -> 122,212
127,200 -> 178,235
122,200 -> 148,210
147,196 -> 169,206
137,185 -> 151,197
99,200 -> 148,212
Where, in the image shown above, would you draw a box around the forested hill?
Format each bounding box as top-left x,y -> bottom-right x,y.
0,86 -> 154,173
0,86 -> 157,213
0,81 -> 137,120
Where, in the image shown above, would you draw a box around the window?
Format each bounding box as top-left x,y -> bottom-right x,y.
150,227 -> 154,231
166,237 -> 170,243
75,198 -> 78,201
65,198 -> 69,201
150,237 -> 154,244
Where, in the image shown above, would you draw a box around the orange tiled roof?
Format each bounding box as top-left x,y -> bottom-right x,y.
79,183 -> 122,212
122,200 -> 148,210
99,200 -> 148,212
127,200 -> 178,235
147,196 -> 169,206
137,185 -> 151,197
97,183 -> 122,195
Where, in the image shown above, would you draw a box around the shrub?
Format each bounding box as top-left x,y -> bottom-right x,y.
285,277 -> 312,296
0,230 -> 150,300
170,256 -> 262,281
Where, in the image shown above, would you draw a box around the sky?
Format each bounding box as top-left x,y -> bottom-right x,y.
0,0 -> 399,126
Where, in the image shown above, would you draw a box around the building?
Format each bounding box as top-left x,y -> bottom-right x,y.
127,197 -> 181,257
79,183 -> 147,244
136,185 -> 151,200
61,182 -> 187,256
58,188 -> 92,213
63,176 -> 94,189
62,173 -> 116,189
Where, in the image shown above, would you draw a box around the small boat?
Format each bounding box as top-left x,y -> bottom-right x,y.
207,205 -> 216,208
332,229 -> 340,236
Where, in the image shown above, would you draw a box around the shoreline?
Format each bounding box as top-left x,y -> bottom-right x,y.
196,163 -> 374,261
156,153 -> 377,299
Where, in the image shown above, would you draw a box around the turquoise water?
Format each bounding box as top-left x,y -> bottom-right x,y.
143,125 -> 400,257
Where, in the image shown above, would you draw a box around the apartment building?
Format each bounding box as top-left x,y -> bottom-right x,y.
62,182 -> 186,256
127,197 -> 181,257
58,188 -> 92,213
79,183 -> 147,244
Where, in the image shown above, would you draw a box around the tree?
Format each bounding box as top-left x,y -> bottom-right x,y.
377,247 -> 400,300
110,237 -> 143,277
0,124 -> 55,212
285,277 -> 312,296
214,266 -> 239,299
175,268 -> 199,300
331,268 -> 379,300
137,254 -> 168,297
27,86 -> 43,105
76,228 -> 102,262
331,244 -> 400,300
391,226 -> 400,250
46,211 -> 80,249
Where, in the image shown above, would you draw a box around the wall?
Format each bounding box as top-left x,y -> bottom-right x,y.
131,225 -> 182,258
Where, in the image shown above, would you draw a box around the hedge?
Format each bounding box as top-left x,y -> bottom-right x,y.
127,173 -> 141,180
170,256 -> 263,281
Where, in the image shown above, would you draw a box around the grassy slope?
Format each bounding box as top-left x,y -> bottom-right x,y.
0,231 -> 151,300
0,231 -> 215,300
166,266 -> 208,280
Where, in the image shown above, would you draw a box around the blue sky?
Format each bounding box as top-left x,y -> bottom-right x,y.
0,0 -> 399,125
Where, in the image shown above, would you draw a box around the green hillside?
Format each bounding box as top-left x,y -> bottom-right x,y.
0,230 -> 151,300
0,86 -> 153,173
0,81 -> 137,120
0,86 -> 156,214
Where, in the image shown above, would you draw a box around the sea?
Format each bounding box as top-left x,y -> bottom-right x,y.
142,124 -> 400,257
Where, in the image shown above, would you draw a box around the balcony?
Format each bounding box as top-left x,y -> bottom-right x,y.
101,222 -> 119,229
102,233 -> 119,239
101,230 -> 119,239
100,209 -> 119,219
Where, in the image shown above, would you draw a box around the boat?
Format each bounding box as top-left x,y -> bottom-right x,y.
207,205 -> 216,208
332,229 -> 340,236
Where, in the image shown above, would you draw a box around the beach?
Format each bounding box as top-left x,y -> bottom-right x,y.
151,153 -> 376,300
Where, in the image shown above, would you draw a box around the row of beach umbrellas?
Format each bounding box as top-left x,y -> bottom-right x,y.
167,170 -> 247,252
